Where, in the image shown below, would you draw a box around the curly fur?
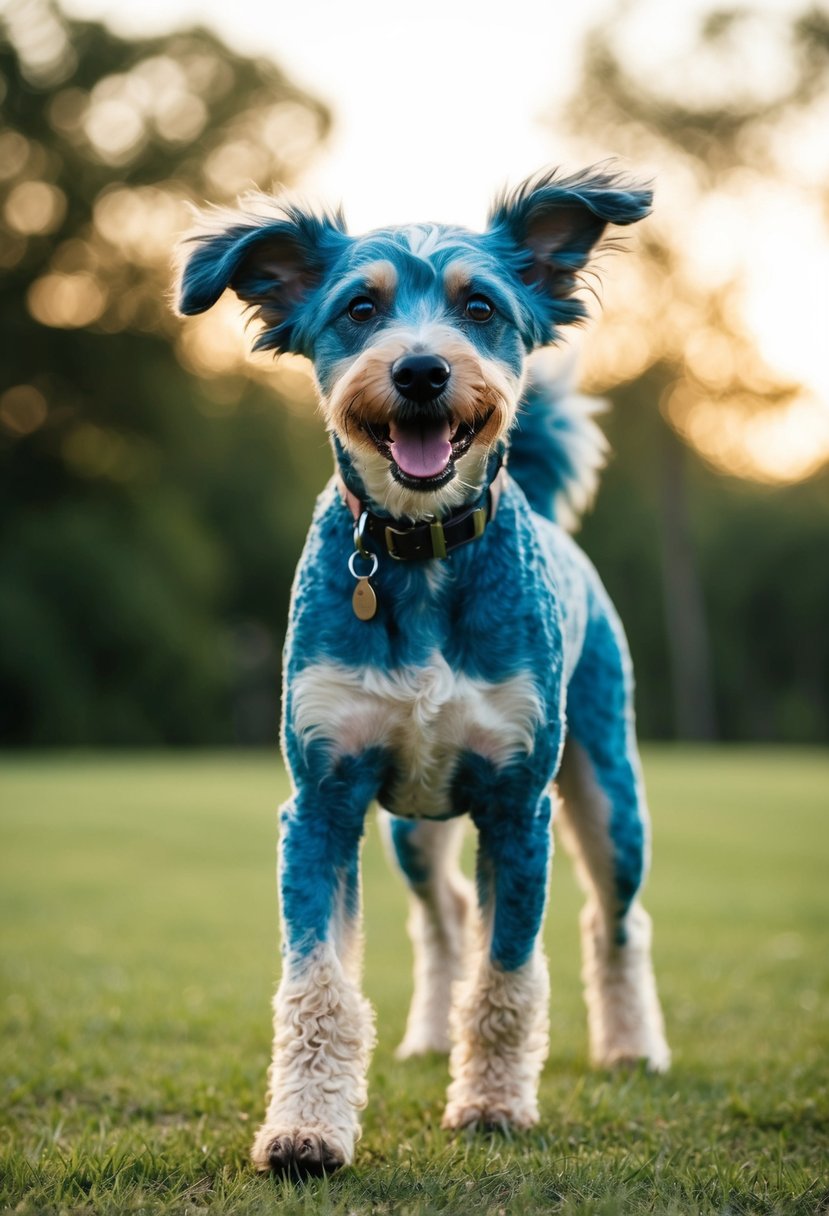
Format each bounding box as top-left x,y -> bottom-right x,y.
557,739 -> 670,1071
443,950 -> 550,1129
174,163 -> 668,1177
250,944 -> 376,1171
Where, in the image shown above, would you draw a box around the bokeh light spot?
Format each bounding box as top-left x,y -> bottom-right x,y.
0,385 -> 48,437
93,186 -> 190,264
3,0 -> 76,85
84,95 -> 146,164
203,140 -> 268,196
27,272 -> 107,328
4,180 -> 67,236
0,130 -> 30,180
663,384 -> 829,484
155,92 -> 208,143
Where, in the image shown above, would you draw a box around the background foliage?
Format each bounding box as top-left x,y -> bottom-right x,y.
1,1 -> 827,745
0,6 -> 331,744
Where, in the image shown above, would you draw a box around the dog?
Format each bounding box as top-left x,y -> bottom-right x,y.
175,165 -> 670,1178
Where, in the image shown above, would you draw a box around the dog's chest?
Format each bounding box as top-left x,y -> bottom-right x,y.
291,655 -> 542,818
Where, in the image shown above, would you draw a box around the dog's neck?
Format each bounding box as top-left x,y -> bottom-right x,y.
335,460 -> 505,565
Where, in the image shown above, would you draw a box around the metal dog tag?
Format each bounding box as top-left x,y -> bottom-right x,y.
352,578 -> 377,621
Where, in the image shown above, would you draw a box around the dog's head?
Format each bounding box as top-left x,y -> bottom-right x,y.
175,167 -> 651,518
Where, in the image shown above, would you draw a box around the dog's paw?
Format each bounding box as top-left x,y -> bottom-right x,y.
596,1040 -> 671,1075
441,1099 -> 538,1133
395,1031 -> 451,1059
251,1123 -> 349,1178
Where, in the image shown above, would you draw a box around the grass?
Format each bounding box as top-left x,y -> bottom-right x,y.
1,747 -> 827,1215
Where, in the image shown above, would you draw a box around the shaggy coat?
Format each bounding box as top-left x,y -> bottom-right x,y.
176,167 -> 670,1177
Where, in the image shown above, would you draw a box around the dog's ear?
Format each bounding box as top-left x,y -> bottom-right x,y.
174,197 -> 349,355
486,165 -> 652,337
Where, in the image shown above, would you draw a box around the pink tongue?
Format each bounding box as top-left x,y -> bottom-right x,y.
388,420 -> 452,478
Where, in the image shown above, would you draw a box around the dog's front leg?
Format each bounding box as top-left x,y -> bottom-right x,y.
443,789 -> 553,1132
251,776 -> 375,1177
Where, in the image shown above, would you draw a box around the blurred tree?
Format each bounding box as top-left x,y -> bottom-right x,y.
0,0 -> 332,744
560,2 -> 829,741
2,0 -> 827,747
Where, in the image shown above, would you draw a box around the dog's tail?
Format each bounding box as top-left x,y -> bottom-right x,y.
508,350 -> 608,531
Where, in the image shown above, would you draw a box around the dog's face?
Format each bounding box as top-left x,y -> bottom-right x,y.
176,168 -> 651,518
305,229 -> 529,519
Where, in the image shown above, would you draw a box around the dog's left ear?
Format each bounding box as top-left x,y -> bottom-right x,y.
486,166 -> 652,338
174,197 -> 349,355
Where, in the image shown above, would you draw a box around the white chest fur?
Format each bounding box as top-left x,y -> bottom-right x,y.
291,656 -> 543,818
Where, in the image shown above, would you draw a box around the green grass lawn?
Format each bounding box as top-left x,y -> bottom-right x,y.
1,748 -> 827,1215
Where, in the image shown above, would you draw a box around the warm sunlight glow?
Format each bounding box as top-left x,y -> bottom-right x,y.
176,295 -> 253,378
174,296 -> 318,414
93,186 -> 190,263
4,180 -> 66,235
27,272 -> 107,328
59,0 -> 829,484
737,202 -> 829,402
665,384 -> 829,484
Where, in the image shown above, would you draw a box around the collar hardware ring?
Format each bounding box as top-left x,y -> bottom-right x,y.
348,549 -> 379,581
353,510 -> 371,558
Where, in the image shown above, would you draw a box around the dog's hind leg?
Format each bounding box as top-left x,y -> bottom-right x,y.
442,784 -> 553,1132
251,758 -> 378,1178
379,813 -> 473,1057
558,608 -> 670,1073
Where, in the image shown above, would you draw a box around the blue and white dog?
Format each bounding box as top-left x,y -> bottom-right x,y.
176,166 -> 670,1177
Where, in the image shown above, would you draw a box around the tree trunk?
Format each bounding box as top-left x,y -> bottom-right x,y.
658,421 -> 717,740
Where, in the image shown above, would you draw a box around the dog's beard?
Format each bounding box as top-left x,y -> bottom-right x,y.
321,326 -> 521,520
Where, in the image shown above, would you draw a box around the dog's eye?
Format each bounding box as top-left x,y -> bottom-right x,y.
347,296 -> 376,323
465,294 -> 494,323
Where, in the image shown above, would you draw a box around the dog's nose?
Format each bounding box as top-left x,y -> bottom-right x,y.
391,354 -> 451,402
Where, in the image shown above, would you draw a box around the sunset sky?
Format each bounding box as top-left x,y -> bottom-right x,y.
59,0 -> 614,230
52,0 -> 829,483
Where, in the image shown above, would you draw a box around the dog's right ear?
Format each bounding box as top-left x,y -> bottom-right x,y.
174,197 -> 349,356
486,165 -> 652,345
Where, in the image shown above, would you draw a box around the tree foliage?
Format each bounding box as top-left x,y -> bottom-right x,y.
0,2 -> 331,744
1,1 -> 827,745
561,2 -> 829,741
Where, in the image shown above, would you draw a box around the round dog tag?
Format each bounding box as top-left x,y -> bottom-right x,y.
352,578 -> 377,621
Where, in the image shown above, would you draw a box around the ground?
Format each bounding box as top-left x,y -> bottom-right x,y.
1,748 -> 827,1215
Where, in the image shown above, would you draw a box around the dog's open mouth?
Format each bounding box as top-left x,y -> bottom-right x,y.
363,412 -> 493,490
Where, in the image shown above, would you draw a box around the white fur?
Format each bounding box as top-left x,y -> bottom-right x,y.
402,224 -> 454,258
557,740 -> 670,1071
551,392 -> 609,532
318,321 -> 524,522
378,814 -> 474,1056
580,901 -> 670,1072
292,657 -> 543,819
443,948 -> 550,1130
521,348 -> 609,533
250,943 -> 376,1171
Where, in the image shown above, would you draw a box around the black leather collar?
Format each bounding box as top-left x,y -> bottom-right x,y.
362,495 -> 489,561
339,470 -> 504,562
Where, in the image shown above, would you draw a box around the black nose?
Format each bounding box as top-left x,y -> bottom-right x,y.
391,354 -> 451,402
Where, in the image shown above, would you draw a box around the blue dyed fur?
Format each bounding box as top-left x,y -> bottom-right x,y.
176,165 -> 654,975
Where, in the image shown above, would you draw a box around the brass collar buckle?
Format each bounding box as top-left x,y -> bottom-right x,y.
384,518 -> 451,560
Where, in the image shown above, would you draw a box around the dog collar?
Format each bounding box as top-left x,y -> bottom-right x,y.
337,469 -> 504,562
